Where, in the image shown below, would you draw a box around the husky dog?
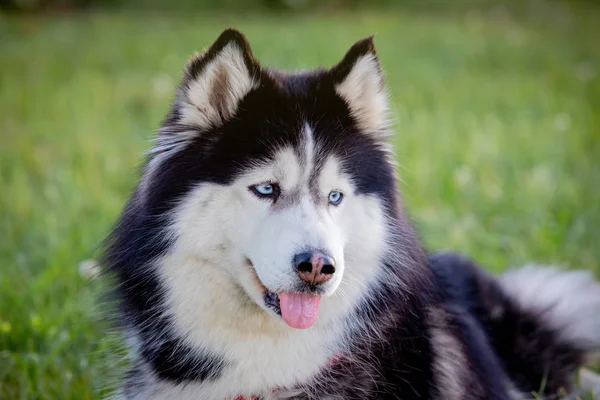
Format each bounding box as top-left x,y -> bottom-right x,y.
103,29 -> 600,400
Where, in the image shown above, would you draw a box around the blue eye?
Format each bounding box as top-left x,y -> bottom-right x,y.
255,183 -> 273,195
250,182 -> 280,200
328,190 -> 343,206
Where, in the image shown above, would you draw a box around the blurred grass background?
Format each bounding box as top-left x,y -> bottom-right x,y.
1,0 -> 599,398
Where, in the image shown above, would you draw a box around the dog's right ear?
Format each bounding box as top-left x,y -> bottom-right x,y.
176,28 -> 260,129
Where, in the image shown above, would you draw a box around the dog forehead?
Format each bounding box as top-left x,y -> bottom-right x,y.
244,125 -> 345,193
149,68 -> 390,207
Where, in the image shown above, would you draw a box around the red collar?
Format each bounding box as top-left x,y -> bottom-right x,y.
233,352 -> 344,400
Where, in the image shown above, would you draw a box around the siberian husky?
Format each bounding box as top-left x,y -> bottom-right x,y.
103,29 -> 600,399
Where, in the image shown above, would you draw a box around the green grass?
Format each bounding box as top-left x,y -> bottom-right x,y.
1,2 -> 599,399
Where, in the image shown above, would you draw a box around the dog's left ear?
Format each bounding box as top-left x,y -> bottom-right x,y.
177,28 -> 260,129
330,36 -> 389,135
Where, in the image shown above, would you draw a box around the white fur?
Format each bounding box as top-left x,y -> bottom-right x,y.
302,122 -> 315,174
147,124 -> 391,399
500,265 -> 600,355
181,42 -> 258,129
335,54 -> 390,134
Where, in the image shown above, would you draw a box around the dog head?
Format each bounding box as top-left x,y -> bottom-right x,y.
132,29 -> 399,331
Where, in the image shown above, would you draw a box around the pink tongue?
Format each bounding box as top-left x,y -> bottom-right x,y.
279,292 -> 321,329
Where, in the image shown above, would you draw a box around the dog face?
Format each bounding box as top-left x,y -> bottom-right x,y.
138,29 -> 398,331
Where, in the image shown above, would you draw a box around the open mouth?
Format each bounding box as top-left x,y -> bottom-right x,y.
246,258 -> 321,329
263,290 -> 281,315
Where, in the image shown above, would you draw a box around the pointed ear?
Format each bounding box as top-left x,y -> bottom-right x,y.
330,36 -> 390,134
177,28 -> 260,129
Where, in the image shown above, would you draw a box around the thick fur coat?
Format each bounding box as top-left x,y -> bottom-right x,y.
103,29 -> 600,400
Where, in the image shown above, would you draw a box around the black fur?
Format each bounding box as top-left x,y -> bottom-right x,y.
104,201 -> 227,382
103,29 -> 596,399
303,257 -> 515,400
105,54 -> 400,392
430,252 -> 586,395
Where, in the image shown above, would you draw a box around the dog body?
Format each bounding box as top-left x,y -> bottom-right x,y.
104,30 -> 600,399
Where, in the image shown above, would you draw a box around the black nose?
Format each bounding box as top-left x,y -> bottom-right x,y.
293,251 -> 336,285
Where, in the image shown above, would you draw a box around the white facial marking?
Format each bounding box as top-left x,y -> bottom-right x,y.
151,124 -> 391,398
272,147 -> 302,193
302,122 -> 315,181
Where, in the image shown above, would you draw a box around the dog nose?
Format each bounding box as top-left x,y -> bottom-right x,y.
293,252 -> 336,285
